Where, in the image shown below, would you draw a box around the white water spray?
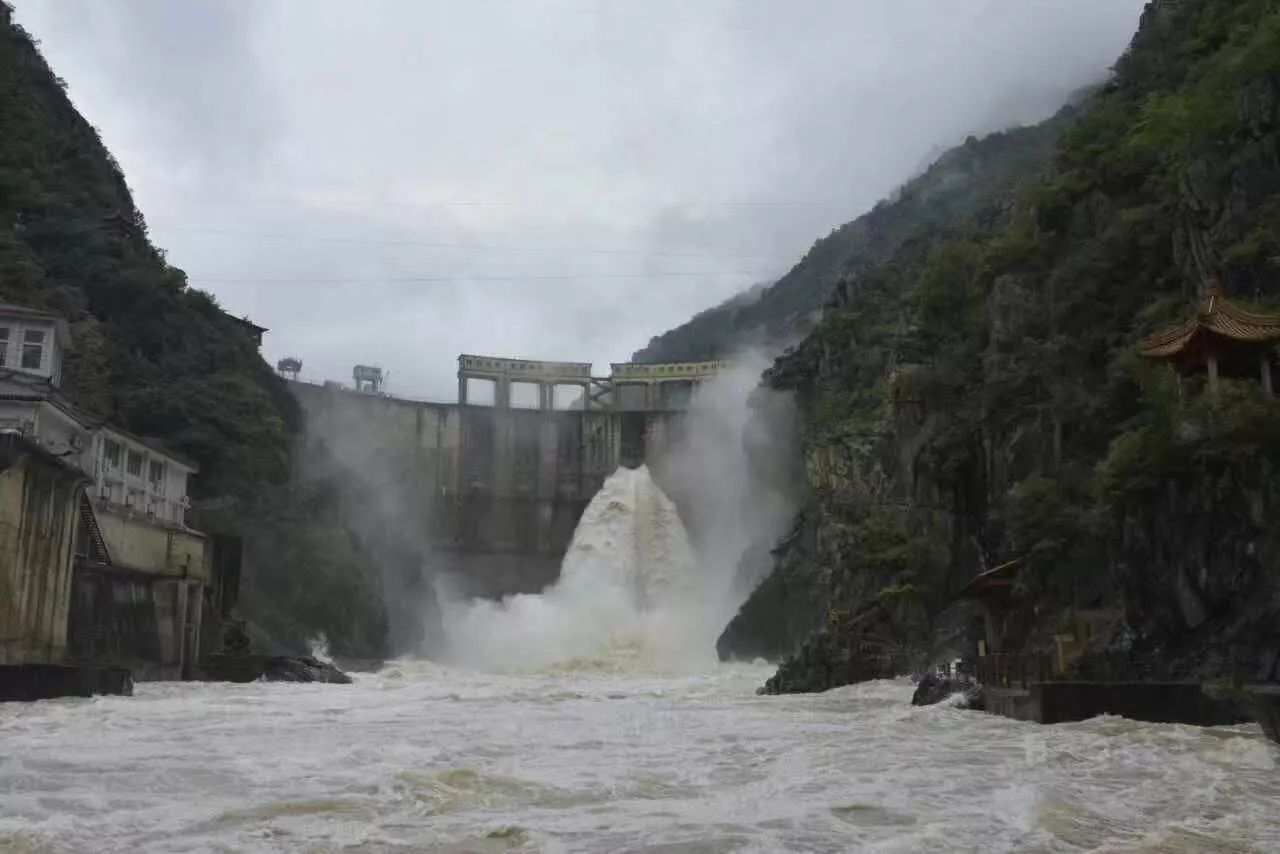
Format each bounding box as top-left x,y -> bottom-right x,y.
440,465 -> 710,671
439,356 -> 800,672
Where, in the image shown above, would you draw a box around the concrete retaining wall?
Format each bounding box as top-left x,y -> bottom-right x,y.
985,681 -> 1243,726
93,504 -> 209,581
67,565 -> 203,681
0,663 -> 132,701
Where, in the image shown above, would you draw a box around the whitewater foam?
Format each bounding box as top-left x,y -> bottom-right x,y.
439,465 -> 711,672
3,668 -> 1277,851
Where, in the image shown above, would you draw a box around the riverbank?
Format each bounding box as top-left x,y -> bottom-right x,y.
2,664 -> 1276,852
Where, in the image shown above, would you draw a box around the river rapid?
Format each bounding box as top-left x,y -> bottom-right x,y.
2,663 -> 1278,853
4,466 -> 1279,852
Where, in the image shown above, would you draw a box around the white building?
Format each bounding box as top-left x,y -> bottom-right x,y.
0,304 -> 198,532
0,303 -> 71,386
0,303 -> 216,681
90,426 -> 197,527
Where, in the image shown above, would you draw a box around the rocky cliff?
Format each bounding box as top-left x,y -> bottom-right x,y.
721,0 -> 1280,692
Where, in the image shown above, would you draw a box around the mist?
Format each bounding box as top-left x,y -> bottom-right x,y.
437,354 -> 800,671
649,352 -> 803,630
237,389 -> 443,659
13,0 -> 1149,398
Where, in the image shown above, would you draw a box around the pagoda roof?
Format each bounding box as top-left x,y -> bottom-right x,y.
953,558 -> 1023,601
1139,280 -> 1280,360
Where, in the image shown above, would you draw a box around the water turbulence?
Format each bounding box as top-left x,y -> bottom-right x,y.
440,464 -> 711,671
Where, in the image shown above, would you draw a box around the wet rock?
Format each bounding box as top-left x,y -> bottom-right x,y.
912,674 -> 962,706
758,629 -> 903,695
199,654 -> 352,685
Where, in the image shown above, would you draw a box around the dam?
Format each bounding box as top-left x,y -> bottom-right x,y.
287,354 -> 732,598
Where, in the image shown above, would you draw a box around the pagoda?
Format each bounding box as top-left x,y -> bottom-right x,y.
1139,279 -> 1280,394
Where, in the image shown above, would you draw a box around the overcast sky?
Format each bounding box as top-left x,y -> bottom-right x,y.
15,0 -> 1146,399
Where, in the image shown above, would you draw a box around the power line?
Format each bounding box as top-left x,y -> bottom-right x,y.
161,226 -> 791,261
196,270 -> 774,285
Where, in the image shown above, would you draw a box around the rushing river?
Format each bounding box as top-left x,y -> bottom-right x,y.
2,666 -> 1278,852
4,467 -> 1280,852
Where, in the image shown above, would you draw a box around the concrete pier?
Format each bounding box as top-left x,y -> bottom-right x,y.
1244,686 -> 1280,744
0,663 -> 132,702
983,681 -> 1244,726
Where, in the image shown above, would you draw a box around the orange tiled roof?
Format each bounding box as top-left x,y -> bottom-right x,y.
1139,279 -> 1280,359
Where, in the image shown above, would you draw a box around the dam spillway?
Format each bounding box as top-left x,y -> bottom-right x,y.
286,354 -> 732,599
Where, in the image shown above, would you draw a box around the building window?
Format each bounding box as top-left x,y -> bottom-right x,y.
127,450 -> 143,477
0,327 -> 9,367
103,438 -> 122,470
21,328 -> 45,369
149,459 -> 166,492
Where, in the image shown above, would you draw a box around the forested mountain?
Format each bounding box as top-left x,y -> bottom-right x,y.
0,7 -> 293,498
0,8 -> 389,657
719,0 -> 1280,692
633,107 -> 1080,363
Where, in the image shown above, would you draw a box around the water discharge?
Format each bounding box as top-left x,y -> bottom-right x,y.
439,465 -> 715,672
2,670 -> 1277,852
4,378 -> 1278,851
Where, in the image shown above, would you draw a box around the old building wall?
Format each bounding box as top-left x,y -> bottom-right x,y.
0,436 -> 85,665
92,505 -> 209,582
67,567 -> 202,681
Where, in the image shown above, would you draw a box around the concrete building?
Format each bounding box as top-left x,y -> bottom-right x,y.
89,426 -> 203,566
609,360 -> 734,412
0,303 -> 210,690
225,312 -> 267,350
0,303 -> 71,386
0,432 -> 86,667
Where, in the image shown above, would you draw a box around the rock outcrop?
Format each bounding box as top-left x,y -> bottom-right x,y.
911,674 -> 983,710
199,654 -> 352,685
197,620 -> 353,684
758,627 -> 905,695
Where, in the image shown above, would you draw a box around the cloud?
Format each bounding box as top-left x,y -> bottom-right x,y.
14,0 -> 1146,397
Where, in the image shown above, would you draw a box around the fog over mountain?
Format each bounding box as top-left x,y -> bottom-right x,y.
16,0 -> 1145,397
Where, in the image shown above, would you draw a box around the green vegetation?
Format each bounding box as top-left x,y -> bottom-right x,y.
634,111 -> 1078,363
726,0 -> 1280,680
0,14 -> 294,497
0,14 -> 389,657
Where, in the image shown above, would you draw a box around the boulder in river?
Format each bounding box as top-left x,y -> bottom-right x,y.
911,673 -> 983,710
199,654 -> 352,685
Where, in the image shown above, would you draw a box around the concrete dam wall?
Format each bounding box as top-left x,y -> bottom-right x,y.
286,356 -> 726,599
